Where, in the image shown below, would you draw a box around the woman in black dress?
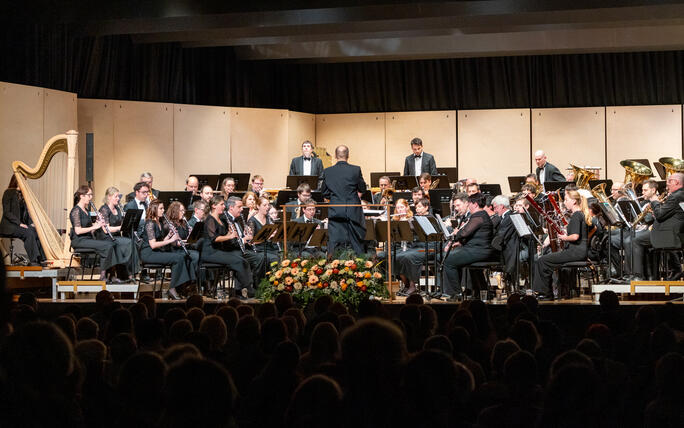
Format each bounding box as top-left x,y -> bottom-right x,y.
166,201 -> 199,275
441,192 -> 496,299
140,200 -> 196,300
201,196 -> 255,298
0,175 -> 44,264
69,185 -> 128,282
248,197 -> 280,268
532,189 -> 589,300
395,198 -> 435,296
98,186 -> 133,282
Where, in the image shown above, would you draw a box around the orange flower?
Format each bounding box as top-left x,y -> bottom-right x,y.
364,272 -> 371,279
356,281 -> 364,288
273,280 -> 279,286
341,282 -> 348,291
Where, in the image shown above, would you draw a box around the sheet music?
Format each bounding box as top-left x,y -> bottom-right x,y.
434,214 -> 451,236
414,215 -> 437,235
510,213 -> 533,237
680,202 -> 684,212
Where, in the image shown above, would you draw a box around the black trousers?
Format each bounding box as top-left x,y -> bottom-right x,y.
442,247 -> 495,296
71,236 -> 116,270
532,248 -> 585,295
3,224 -> 43,263
328,219 -> 364,256
201,248 -> 254,293
141,248 -> 194,289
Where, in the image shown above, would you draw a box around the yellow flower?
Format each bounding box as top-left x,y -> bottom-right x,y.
274,280 -> 279,286
302,268 -> 307,273
364,272 -> 371,279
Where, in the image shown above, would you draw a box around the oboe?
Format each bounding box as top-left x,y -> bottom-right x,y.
162,213 -> 190,257
91,202 -> 115,241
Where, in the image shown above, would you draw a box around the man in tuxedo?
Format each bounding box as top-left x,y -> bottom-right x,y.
534,150 -> 565,186
289,140 -> 324,180
285,183 -> 312,219
403,137 -> 438,177
372,176 -> 391,205
187,200 -> 206,230
123,182 -> 150,235
491,195 -> 517,277
126,172 -> 159,202
225,196 -> 264,295
320,145 -> 367,255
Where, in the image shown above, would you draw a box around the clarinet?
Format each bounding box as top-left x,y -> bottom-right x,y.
183,217 -> 193,236
162,213 -> 191,257
91,202 -> 115,241
224,213 -> 246,254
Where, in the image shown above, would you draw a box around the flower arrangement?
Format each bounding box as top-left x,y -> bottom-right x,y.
258,255 -> 388,308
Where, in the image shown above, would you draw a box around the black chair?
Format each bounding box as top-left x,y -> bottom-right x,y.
198,261 -> 235,298
67,247 -> 101,281
649,231 -> 684,280
138,262 -> 170,298
464,260 -> 505,299
559,260 -> 598,298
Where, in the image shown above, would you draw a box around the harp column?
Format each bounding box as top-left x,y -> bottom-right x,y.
64,130 -> 78,251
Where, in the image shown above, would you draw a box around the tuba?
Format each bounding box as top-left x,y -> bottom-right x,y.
591,182 -> 621,224
570,164 -> 597,190
659,157 -> 684,179
620,160 -> 652,201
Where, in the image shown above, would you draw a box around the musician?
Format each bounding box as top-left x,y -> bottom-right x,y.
285,183 -> 312,219
484,195 -> 499,229
98,186 -> 133,282
520,184 -> 537,198
532,190 -> 589,300
126,172 -> 159,202
185,176 -> 199,194
250,175 -> 266,198
294,199 -> 324,227
225,196 -> 265,290
165,201 -> 200,278
466,183 -> 480,196
289,140 -> 324,180
242,191 -> 258,220
200,185 -> 214,205
123,182 -> 151,234
491,195 -> 517,277
403,137 -> 438,177
610,182 -> 627,202
418,173 -> 432,193
452,192 -> 470,223
220,178 -> 236,200
525,174 -> 539,186
201,196 -> 255,299
441,193 -> 496,300
140,200 -> 196,300
372,176 -> 391,205
395,198 -> 433,296
248,196 -> 280,266
268,205 -> 280,223
187,200 -> 207,230
70,186 -> 130,283
393,199 -> 413,221
0,176 -> 44,264
628,173 -> 684,280
320,145 -> 367,255
534,150 -> 565,185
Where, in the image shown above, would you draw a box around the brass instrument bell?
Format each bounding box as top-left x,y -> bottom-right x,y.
658,157 -> 684,179
620,160 -> 652,187
570,164 -> 597,190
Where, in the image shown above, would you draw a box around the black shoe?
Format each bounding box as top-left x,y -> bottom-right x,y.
168,288 -> 182,300
140,274 -> 151,283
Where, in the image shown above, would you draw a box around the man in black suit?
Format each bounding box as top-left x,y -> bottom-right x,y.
289,140 -> 324,181
126,172 -> 159,203
490,195 -> 517,277
403,137 -> 438,177
123,182 -> 150,235
292,199 -> 326,257
320,145 -> 367,256
534,150 -> 566,187
285,183 -> 312,220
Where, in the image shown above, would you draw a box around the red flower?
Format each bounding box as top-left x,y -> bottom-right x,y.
332,268 -> 339,274
351,263 -> 357,270
361,285 -> 367,292
286,285 -> 293,292
323,282 -> 329,288
291,262 -> 298,268
316,268 -> 324,275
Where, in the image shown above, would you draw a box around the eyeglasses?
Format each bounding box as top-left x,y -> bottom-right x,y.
85,193 -> 93,196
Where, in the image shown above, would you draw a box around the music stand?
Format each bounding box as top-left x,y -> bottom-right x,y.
360,189 -> 373,202
437,167 -> 458,184
509,213 -> 536,292
412,216 -> 445,295
479,184 -> 502,196
317,204 -> 329,220
121,209 -> 143,238
654,162 -> 667,180
218,173 -> 251,191
186,222 -> 204,249
308,229 -> 328,248
252,223 -> 280,277
157,191 -> 194,209
287,222 -> 318,257
657,180 -> 667,194
286,175 -> 319,190
371,172 -> 400,187
364,219 -> 377,241
275,191 -> 299,211
192,174 -> 221,190
588,179 -> 613,191
391,191 -> 412,203
389,175 -> 418,191
508,176 -> 527,193
544,181 -> 574,192
429,189 -> 453,216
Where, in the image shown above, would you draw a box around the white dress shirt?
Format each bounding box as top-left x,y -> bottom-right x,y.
303,157 -> 312,175
413,155 -> 422,176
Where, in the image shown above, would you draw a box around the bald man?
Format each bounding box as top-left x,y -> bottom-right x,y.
320,145 -> 367,255
534,150 -> 565,186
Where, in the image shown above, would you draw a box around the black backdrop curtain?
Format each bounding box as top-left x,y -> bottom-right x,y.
3,24 -> 684,114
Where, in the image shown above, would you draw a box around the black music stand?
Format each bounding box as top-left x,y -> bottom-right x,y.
544,181 -> 574,192
157,191 -> 194,209
186,222 -> 204,246
253,223 -> 281,277
286,175 -> 319,190
287,222 -> 318,257
437,167 -> 458,184
218,173 -> 251,191
391,191 -> 412,203
508,176 -> 527,193
389,175 -> 418,191
375,220 -> 414,283
479,184 -> 502,196
413,216 -> 446,295
597,202 -> 624,282
588,179 -> 613,191
654,162 -> 667,180
121,209 -> 144,274
192,174 -> 221,190
364,219 -> 377,241
370,172 -> 400,187
429,189 -> 453,216
308,229 -> 328,250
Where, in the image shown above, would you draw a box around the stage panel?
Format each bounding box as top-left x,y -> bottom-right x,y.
77,100 -> 114,203
384,111 -> 457,175
458,109 -> 530,194
230,107 -> 289,189
532,107 -> 605,182
113,101 -> 174,195
315,113 -> 385,184
606,105 -> 682,182
173,104 -> 230,190
287,111 -> 316,167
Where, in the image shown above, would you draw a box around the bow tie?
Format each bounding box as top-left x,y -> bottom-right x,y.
303,157 -> 311,161
414,154 -> 422,159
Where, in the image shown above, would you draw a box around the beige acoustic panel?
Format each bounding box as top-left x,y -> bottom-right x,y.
458,109 -> 530,194
287,110 -> 316,164
606,105 -> 682,183
315,113 -> 385,185
0,82 -> 44,189
385,111 -> 457,174
230,108 -> 289,189
78,99 -> 115,203
113,101 -> 174,196
173,104 -> 230,189
41,89 -> 78,230
532,107 -> 605,181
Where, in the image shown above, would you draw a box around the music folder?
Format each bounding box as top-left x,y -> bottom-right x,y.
121,209 -> 143,237
510,213 -> 534,238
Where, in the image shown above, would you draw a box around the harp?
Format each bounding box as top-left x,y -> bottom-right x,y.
11,131 -> 78,268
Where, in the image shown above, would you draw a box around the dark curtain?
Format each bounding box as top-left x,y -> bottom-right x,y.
4,24 -> 684,114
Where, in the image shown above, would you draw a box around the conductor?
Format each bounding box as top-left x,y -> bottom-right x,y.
320,145 -> 367,256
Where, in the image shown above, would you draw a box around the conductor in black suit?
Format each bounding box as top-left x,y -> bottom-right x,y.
320,145 -> 367,256
289,140 -> 324,179
534,150 -> 566,186
403,137 -> 438,177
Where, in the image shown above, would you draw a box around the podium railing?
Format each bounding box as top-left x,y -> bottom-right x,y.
279,203 -> 395,299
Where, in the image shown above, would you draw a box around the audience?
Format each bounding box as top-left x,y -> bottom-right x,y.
1,284 -> 684,428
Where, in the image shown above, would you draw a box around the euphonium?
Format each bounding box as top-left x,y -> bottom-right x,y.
570,164 -> 597,190
659,157 -> 684,179
591,182 -> 621,222
620,160 -> 652,188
